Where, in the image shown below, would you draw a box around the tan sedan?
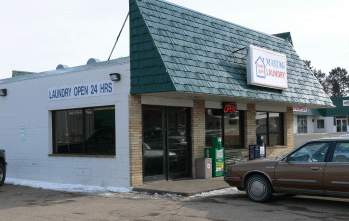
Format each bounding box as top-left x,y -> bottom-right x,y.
224,138 -> 349,202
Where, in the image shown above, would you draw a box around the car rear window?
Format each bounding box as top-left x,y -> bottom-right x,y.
332,143 -> 349,162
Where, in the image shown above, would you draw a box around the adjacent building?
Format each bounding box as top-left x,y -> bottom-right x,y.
294,97 -> 349,134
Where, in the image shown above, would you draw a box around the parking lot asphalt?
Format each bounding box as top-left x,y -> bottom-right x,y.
1,133 -> 349,220
1,183 -> 349,221
293,132 -> 347,147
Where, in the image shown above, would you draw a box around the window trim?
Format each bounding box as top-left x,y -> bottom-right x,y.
317,119 -> 325,129
256,111 -> 284,146
205,108 -> 244,149
52,105 -> 115,156
280,141 -> 334,163
328,141 -> 349,163
287,141 -> 330,163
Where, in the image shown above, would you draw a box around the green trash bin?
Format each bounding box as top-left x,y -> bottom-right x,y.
205,137 -> 225,177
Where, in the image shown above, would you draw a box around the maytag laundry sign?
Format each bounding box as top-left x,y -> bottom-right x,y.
48,81 -> 114,101
247,45 -> 287,90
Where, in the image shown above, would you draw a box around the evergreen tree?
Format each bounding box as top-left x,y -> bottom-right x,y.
327,67 -> 349,97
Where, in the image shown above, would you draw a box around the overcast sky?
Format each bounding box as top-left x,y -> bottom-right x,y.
1,0 -> 348,80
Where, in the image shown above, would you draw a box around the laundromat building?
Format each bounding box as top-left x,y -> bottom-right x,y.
0,0 -> 333,188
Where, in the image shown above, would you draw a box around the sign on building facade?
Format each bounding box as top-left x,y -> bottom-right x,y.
247,45 -> 288,90
48,81 -> 114,101
293,107 -> 307,112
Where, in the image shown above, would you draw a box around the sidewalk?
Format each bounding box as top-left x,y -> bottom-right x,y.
132,176 -> 230,196
133,133 -> 346,197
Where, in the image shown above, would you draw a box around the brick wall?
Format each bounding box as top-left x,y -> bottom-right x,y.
191,100 -> 205,178
284,107 -> 294,151
129,95 -> 143,187
244,103 -> 256,148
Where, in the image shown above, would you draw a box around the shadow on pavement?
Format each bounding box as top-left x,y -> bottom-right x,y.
181,192 -> 349,221
0,184 -> 88,210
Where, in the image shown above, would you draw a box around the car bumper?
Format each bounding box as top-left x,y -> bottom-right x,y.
4,161 -> 7,173
224,176 -> 243,188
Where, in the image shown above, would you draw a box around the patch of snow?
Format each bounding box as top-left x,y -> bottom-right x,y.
5,178 -> 131,193
98,193 -> 117,197
191,187 -> 239,198
106,186 -> 130,193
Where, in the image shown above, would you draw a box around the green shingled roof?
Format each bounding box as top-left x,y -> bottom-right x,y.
273,32 -> 293,46
129,0 -> 334,108
318,97 -> 349,116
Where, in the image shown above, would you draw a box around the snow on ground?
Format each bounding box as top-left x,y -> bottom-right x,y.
190,187 -> 239,198
105,187 -> 241,200
5,178 -> 131,193
5,178 -> 239,199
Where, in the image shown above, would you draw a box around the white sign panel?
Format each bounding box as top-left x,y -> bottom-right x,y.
293,107 -> 307,112
247,45 -> 288,90
343,100 -> 349,106
48,81 -> 114,101
216,149 -> 223,159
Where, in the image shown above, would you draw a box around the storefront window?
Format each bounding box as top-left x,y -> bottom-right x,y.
205,109 -> 222,147
269,113 -> 282,146
256,112 -> 268,145
53,106 -> 115,155
205,109 -> 242,149
256,112 -> 283,146
224,112 -> 241,149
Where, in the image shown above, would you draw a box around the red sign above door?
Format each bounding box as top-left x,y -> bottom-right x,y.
223,102 -> 237,114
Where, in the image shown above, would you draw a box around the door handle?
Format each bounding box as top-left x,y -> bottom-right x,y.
311,167 -> 321,170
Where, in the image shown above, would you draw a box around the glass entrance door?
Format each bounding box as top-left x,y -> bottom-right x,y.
337,119 -> 347,132
143,108 -> 165,182
143,106 -> 190,182
167,108 -> 190,179
297,116 -> 307,133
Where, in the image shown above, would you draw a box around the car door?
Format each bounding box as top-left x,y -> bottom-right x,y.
323,142 -> 349,197
274,142 -> 331,194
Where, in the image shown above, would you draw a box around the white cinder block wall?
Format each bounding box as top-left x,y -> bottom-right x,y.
313,116 -> 333,133
307,116 -> 315,134
293,116 -> 297,134
0,58 -> 131,188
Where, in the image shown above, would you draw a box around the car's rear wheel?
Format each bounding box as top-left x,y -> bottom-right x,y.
0,164 -> 5,186
246,174 -> 272,203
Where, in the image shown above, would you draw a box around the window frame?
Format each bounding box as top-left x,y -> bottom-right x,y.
256,111 -> 284,146
328,141 -> 349,163
287,142 -> 331,163
205,108 -> 244,149
317,119 -> 325,129
281,141 -> 334,163
52,105 -> 115,156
